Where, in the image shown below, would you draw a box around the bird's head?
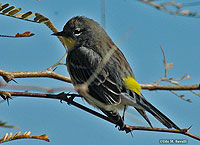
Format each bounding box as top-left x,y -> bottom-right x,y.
52,16 -> 107,50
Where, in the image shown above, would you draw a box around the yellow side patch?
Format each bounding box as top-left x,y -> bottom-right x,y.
123,77 -> 141,95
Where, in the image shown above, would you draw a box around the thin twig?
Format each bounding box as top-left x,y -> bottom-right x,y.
170,90 -> 191,102
160,46 -> 167,78
49,52 -> 67,69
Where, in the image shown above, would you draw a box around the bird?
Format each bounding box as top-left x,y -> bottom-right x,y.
52,16 -> 180,130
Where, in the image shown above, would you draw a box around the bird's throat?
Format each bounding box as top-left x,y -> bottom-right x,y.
62,37 -> 75,49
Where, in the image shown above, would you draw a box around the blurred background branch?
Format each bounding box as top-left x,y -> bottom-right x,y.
139,0 -> 200,18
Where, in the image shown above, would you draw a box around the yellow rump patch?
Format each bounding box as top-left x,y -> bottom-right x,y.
123,77 -> 141,95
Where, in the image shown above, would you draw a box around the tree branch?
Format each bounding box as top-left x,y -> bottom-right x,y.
140,83 -> 200,91
0,68 -> 71,83
0,90 -> 199,141
0,69 -> 200,92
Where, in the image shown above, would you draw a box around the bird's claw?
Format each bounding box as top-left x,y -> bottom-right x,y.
115,124 -> 132,134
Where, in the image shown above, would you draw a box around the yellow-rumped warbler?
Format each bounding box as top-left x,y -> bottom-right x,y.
53,16 -> 180,130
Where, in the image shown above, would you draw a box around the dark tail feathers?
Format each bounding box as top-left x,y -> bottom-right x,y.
137,96 -> 180,130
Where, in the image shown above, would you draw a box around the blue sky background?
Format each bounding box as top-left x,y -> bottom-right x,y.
0,0 -> 200,144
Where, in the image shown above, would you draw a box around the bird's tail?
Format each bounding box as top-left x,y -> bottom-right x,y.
137,95 -> 180,130
123,77 -> 180,130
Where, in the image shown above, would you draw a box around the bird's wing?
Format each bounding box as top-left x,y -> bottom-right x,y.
67,46 -> 121,105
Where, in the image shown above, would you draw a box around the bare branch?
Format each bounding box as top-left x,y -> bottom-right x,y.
0,68 -> 199,92
0,91 -> 199,141
125,125 -> 200,141
140,83 -> 200,91
152,46 -> 199,101
0,69 -> 71,83
139,0 -> 200,18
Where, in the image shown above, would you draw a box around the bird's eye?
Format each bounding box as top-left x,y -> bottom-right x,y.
74,28 -> 82,36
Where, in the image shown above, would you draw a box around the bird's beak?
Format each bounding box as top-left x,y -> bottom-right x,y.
52,31 -> 75,49
52,31 -> 65,37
